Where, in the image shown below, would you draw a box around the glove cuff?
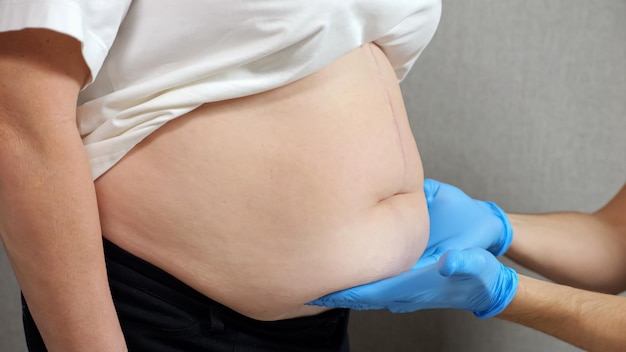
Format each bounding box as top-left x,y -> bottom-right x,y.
485,201 -> 514,256
473,266 -> 519,319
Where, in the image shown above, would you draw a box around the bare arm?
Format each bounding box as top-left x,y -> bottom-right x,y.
0,29 -> 126,351
506,183 -> 626,293
498,275 -> 626,352
501,184 -> 626,350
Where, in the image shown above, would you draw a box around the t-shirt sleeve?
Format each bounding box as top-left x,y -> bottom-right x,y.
374,0 -> 442,81
0,0 -> 132,85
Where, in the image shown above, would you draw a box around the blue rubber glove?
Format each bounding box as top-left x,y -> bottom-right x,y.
308,248 -> 518,318
424,178 -> 513,257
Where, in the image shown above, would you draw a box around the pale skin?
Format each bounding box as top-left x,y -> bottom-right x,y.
0,27 -> 432,349
7,24 -> 622,352
0,29 -> 127,351
500,183 -> 626,352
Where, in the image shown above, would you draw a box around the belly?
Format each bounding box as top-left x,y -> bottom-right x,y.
95,43 -> 429,320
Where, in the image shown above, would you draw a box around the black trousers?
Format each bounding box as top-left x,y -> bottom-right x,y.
22,238 -> 350,351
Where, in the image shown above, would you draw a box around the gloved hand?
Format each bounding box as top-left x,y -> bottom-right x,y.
308,248 -> 518,318
424,178 -> 513,257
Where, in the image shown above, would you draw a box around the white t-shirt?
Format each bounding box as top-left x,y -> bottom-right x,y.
0,0 -> 442,179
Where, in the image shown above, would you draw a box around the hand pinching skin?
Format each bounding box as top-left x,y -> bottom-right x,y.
424,178 -> 513,257
309,248 -> 518,318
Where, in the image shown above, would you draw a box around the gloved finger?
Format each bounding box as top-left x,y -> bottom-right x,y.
305,279 -> 392,309
438,248 -> 492,277
483,201 -> 514,256
308,260 -> 442,308
306,287 -> 372,308
410,253 -> 440,270
423,178 -> 441,206
306,297 -> 378,310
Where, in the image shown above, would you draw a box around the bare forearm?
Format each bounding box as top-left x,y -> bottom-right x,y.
0,29 -> 127,351
506,212 -> 626,293
0,133 -> 126,351
498,275 -> 626,352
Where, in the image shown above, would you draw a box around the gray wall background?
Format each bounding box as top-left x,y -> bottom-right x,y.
1,0 -> 625,351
